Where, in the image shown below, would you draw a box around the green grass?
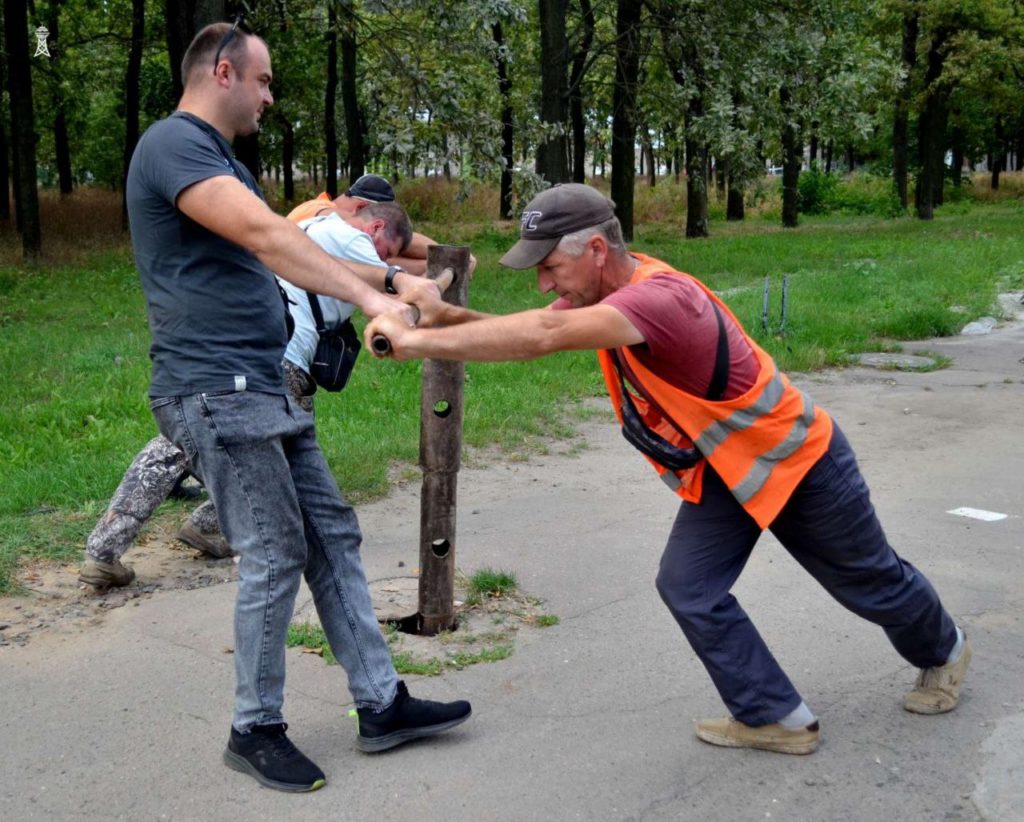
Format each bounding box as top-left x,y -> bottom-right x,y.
282,621 -> 516,676
286,622 -> 338,665
2,195 -> 1023,592
467,568 -> 519,597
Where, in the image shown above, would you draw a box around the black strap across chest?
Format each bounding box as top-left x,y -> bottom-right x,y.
610,298 -> 731,444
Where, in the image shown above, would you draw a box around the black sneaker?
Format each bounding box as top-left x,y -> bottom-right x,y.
356,681 -> 472,753
223,723 -> 326,792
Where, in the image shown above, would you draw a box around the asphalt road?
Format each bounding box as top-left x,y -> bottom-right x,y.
2,319 -> 1022,821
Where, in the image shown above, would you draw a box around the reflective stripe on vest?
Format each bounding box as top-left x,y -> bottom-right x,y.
600,253 -> 832,528
731,387 -> 815,504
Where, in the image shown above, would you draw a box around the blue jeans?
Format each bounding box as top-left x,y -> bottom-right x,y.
151,390 -> 398,731
655,424 -> 957,726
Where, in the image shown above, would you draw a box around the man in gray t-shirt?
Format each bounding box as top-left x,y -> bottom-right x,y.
129,111 -> 289,396
79,202 -> 414,569
111,21 -> 471,794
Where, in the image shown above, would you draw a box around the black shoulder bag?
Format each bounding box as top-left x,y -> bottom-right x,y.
611,301 -> 730,471
306,292 -> 361,392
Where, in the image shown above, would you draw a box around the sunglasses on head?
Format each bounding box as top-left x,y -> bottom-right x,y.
213,16 -> 247,69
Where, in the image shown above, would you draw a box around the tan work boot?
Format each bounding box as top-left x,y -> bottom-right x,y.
904,636 -> 972,714
177,521 -> 233,559
695,717 -> 820,755
79,558 -> 136,588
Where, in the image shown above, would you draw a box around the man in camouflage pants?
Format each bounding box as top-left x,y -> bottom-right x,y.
79,203 -> 415,588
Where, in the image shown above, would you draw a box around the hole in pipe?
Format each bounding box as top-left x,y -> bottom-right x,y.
433,400 -> 452,418
431,539 -> 451,558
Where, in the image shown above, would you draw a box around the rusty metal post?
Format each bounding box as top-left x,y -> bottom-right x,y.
417,245 -> 470,634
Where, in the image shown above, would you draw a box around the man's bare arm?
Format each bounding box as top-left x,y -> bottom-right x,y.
365,304 -> 644,361
177,176 -> 411,319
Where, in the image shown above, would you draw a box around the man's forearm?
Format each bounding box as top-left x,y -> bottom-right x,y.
435,303 -> 494,326
255,219 -> 389,311
397,310 -> 563,361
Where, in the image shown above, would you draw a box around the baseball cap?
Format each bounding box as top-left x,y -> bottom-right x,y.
500,183 -> 617,269
346,173 -> 396,203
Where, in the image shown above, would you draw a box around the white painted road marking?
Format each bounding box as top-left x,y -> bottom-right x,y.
947,507 -> 1008,522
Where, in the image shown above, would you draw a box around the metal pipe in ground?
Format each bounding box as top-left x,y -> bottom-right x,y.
417,245 -> 470,635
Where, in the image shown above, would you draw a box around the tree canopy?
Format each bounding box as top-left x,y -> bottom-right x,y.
2,0 -> 1022,257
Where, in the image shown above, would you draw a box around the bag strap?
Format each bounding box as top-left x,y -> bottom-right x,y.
611,298 -> 731,434
305,290 -> 328,335
706,303 -> 730,402
296,220 -> 329,335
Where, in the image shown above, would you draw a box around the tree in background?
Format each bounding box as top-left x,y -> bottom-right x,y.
536,0 -> 570,183
6,0 -> 42,258
5,0 -> 1024,247
609,0 -> 642,240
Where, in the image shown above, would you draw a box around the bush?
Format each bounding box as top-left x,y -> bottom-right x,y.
797,168 -> 840,215
798,170 -> 902,218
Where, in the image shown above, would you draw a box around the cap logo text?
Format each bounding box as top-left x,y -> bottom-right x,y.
521,210 -> 542,231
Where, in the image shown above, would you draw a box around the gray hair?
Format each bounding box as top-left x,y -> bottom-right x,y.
555,217 -> 626,258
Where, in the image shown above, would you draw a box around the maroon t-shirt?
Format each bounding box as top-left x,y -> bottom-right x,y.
600,273 -> 759,400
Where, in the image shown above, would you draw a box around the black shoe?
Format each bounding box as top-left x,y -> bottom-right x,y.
356,680 -> 472,753
223,723 -> 326,792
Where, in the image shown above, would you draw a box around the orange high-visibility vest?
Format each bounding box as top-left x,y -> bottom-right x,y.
597,254 -> 833,528
286,192 -> 335,223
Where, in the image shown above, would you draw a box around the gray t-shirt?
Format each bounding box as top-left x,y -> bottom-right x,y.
127,112 -> 288,397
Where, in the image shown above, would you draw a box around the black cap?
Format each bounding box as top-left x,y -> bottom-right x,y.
346,173 -> 395,203
500,184 -> 617,269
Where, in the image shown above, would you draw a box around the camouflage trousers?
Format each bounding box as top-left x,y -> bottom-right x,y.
85,361 -> 317,563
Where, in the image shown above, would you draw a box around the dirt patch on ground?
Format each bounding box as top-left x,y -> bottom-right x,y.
0,516 -> 238,648
292,573 -> 558,675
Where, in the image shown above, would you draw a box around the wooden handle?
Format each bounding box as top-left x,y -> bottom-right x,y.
371,268 -> 455,355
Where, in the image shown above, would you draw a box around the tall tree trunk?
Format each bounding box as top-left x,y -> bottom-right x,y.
610,0 -> 642,241
46,1 -> 72,194
281,117 -> 294,200
824,141 -> 833,173
339,1 -> 365,182
726,182 -> 744,221
0,27 -> 10,221
655,1 -> 707,237
893,5 -> 918,209
536,0 -> 570,184
7,0 -> 41,258
492,21 -> 514,218
122,0 -> 145,228
949,127 -> 964,188
645,132 -> 656,187
684,141 -> 708,237
915,27 -> 951,220
324,1 -> 339,197
568,0 -> 594,183
684,104 -> 708,239
165,0 -> 227,102
780,85 -> 800,228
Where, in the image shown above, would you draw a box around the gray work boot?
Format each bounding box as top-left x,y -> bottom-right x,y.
177,521 -> 233,559
79,558 -> 136,588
